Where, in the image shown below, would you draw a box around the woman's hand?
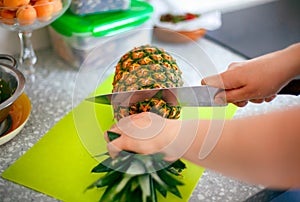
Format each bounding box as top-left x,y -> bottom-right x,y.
105,112 -> 184,161
202,43 -> 300,107
105,112 -> 203,161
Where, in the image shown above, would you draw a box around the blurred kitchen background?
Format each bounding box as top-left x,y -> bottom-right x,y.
2,0 -> 299,58
1,1 -> 300,201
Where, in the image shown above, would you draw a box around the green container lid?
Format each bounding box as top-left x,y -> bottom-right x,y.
51,0 -> 153,37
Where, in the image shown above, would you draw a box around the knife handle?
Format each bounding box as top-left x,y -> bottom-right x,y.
278,79 -> 300,96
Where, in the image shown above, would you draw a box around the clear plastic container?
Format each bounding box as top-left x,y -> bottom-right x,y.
70,0 -> 131,15
49,0 -> 153,68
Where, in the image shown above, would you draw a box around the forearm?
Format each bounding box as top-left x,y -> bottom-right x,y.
248,43 -> 300,93
183,106 -> 300,189
274,43 -> 300,82
285,43 -> 300,76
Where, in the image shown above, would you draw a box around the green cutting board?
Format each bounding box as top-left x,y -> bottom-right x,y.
2,76 -> 237,202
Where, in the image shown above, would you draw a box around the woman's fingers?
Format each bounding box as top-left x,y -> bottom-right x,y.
231,95 -> 277,107
202,68 -> 246,90
104,112 -> 168,158
249,99 -> 265,104
104,124 -> 119,142
264,95 -> 277,102
233,101 -> 248,107
248,95 -> 277,104
214,87 -> 250,104
106,129 -> 130,158
107,141 -> 122,159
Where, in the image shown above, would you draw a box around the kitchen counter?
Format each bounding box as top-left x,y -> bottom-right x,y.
0,36 -> 299,202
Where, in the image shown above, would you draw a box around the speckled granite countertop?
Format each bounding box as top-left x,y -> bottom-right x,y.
0,37 -> 299,202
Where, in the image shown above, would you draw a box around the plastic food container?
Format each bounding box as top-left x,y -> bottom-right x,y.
49,0 -> 153,68
70,0 -> 131,15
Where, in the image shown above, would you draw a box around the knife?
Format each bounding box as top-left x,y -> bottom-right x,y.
86,86 -> 226,107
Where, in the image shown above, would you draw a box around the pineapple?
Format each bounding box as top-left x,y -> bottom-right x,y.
89,45 -> 187,202
112,45 -> 183,120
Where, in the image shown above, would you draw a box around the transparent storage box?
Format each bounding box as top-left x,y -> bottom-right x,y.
70,0 -> 131,15
49,0 -> 153,68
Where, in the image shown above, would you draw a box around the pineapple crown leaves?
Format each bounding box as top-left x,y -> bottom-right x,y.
93,131 -> 184,174
97,174 -> 156,202
89,155 -> 186,201
88,131 -> 187,201
107,131 -> 120,141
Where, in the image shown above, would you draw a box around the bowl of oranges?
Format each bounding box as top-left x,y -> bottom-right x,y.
0,0 -> 69,31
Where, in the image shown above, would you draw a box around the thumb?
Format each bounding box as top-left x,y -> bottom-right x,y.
107,140 -> 123,159
201,74 -> 224,88
201,70 -> 244,90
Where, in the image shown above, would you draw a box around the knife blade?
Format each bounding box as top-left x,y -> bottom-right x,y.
86,86 -> 227,107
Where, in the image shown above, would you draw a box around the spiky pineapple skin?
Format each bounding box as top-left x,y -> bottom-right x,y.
112,45 -> 183,120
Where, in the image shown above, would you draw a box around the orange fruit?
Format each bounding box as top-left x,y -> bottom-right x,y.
49,0 -> 62,13
3,0 -> 30,7
34,0 -> 54,21
16,5 -> 37,25
0,9 -> 16,25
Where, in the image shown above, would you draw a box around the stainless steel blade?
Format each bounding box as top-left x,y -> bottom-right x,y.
86,86 -> 226,107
